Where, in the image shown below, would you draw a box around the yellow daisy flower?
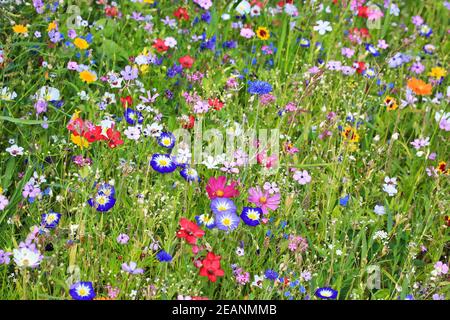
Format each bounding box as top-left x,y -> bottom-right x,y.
13,25 -> 28,34
256,27 -> 270,40
47,21 -> 57,32
74,38 -> 89,50
428,67 -> 447,79
79,70 -> 97,83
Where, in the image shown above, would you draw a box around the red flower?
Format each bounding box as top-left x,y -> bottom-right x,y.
182,115 -> 195,129
174,7 -> 189,21
177,218 -> 205,245
206,176 -> 240,199
199,252 -> 224,282
357,6 -> 369,18
105,127 -> 124,149
208,98 -> 224,111
84,125 -> 104,142
354,61 -> 366,74
179,55 -> 194,69
153,38 -> 169,53
105,6 -> 119,18
120,96 -> 133,108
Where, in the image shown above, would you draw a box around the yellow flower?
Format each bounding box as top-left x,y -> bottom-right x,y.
47,21 -> 57,32
13,25 -> 28,34
256,27 -> 270,40
143,0 -> 154,3
71,134 -> 89,149
0,187 -> 3,194
428,67 -> 447,79
342,126 -> 360,143
74,38 -> 89,50
79,70 -> 97,83
384,96 -> 398,111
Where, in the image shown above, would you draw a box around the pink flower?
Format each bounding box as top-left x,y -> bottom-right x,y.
240,27 -> 255,39
293,170 -> 311,185
439,118 -> 450,131
248,187 -> 280,215
206,176 -> 240,199
0,194 -> 9,210
434,261 -> 449,276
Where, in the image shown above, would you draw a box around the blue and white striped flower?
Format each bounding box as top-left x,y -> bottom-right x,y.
69,281 -> 96,300
150,153 -> 177,173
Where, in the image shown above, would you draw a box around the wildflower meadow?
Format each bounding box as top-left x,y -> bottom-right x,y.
0,0 -> 449,301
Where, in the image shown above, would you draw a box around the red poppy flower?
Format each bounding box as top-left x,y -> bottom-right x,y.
106,127 -> 123,149
174,7 -> 189,21
357,6 -> 369,18
177,218 -> 205,245
206,176 -> 240,199
199,252 -> 224,282
84,125 -> 104,142
120,96 -> 133,108
179,55 -> 194,69
208,98 -> 224,111
153,38 -> 169,53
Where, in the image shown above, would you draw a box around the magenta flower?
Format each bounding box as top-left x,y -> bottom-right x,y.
248,187 -> 280,215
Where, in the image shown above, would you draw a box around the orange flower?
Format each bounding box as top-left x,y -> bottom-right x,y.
407,78 -> 432,96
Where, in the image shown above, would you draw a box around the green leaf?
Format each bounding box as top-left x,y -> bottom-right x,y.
0,116 -> 55,125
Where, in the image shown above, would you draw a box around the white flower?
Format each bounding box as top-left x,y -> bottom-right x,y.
374,205 -> 386,215
13,247 -> 42,268
124,126 -> 141,141
251,275 -> 264,288
37,86 -> 60,101
176,147 -> 192,164
6,144 -> 24,156
373,230 -> 388,241
284,3 -> 298,16
236,247 -> 245,256
383,184 -> 398,197
221,13 -> 231,20
202,155 -> 219,169
313,20 -> 332,35
250,5 -> 261,17
144,122 -> 163,137
1,87 -> 17,101
164,37 -> 177,48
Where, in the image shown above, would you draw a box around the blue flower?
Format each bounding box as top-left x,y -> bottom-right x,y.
315,287 -> 338,300
215,211 -> 240,231
150,154 -> 177,174
210,198 -> 237,216
157,132 -> 176,149
88,194 -> 116,212
339,195 -> 349,207
124,108 -> 143,125
419,24 -> 432,37
69,281 -> 96,300
97,183 -> 115,198
298,38 -> 310,47
41,211 -> 61,229
195,213 -> 216,229
265,269 -> 278,280
180,167 -> 200,182
156,250 -> 172,262
240,207 -> 262,227
365,43 -> 380,57
247,80 -> 272,95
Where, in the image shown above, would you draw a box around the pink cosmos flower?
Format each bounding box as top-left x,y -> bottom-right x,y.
206,176 -> 240,199
248,187 -> 280,215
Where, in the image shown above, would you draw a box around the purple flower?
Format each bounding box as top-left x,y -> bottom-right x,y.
122,261 -> 144,274
120,65 -> 138,81
293,170 -> 311,185
116,234 -> 130,244
0,250 -> 12,265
